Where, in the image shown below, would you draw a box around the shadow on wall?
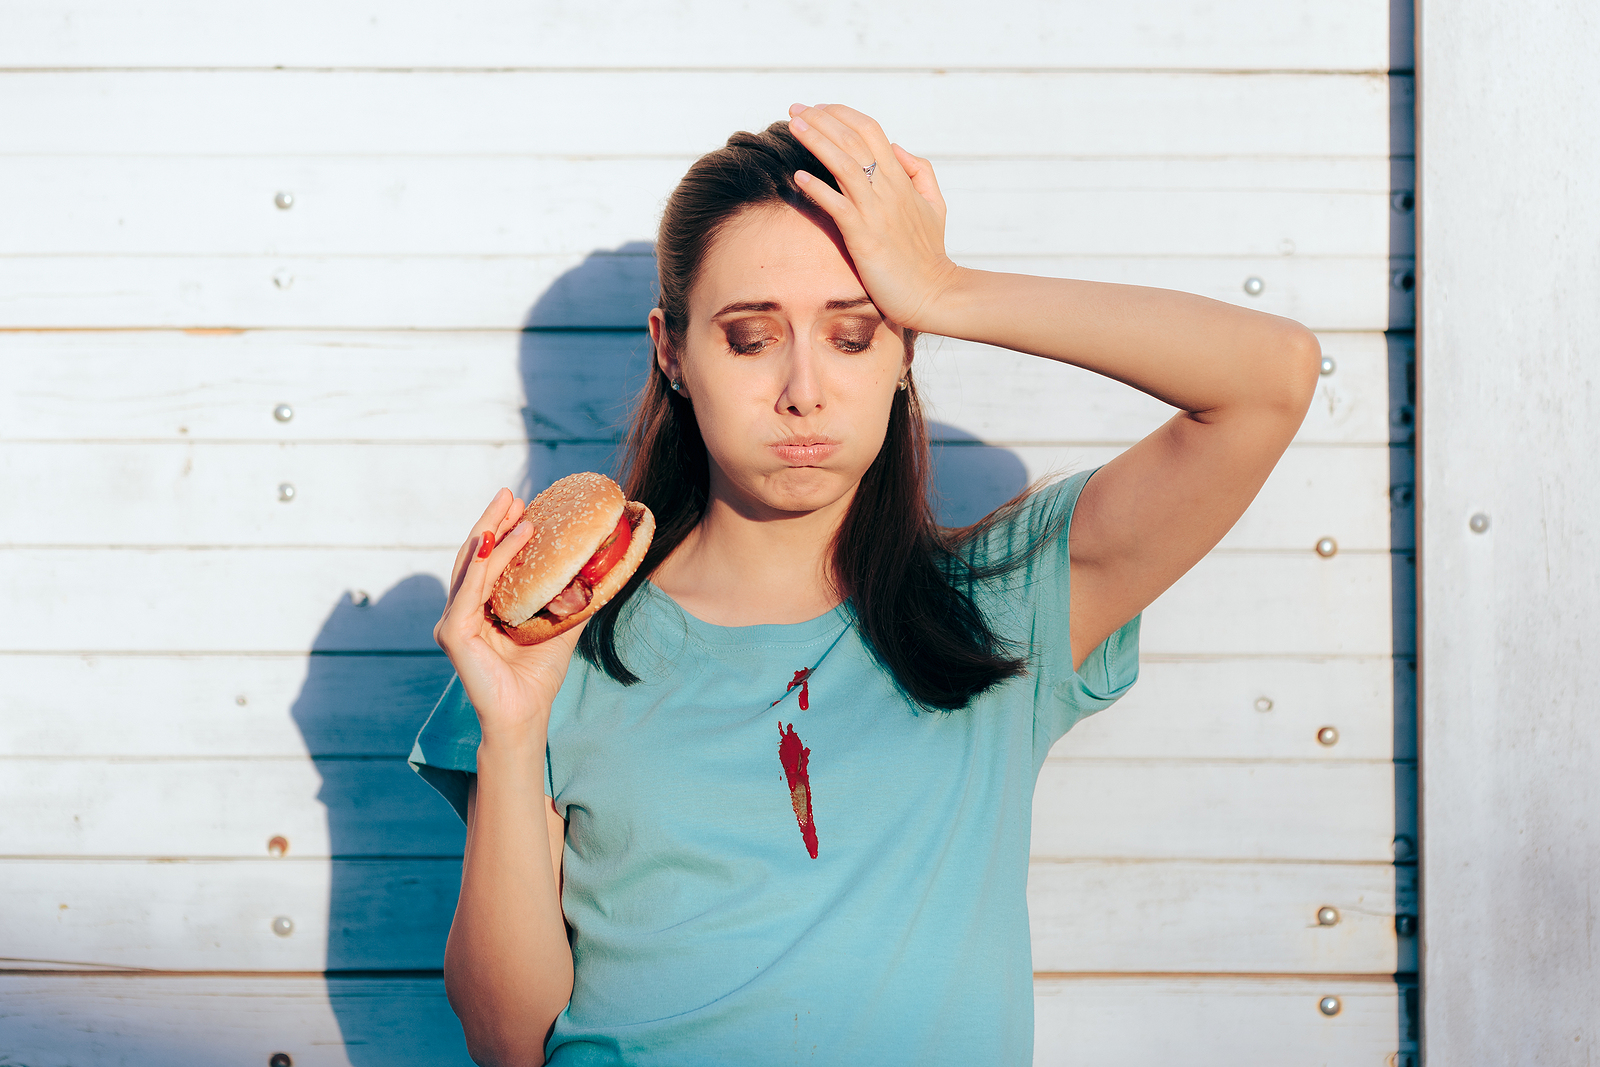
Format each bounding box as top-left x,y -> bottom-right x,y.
288,578 -> 469,1064
290,244 -> 1026,1063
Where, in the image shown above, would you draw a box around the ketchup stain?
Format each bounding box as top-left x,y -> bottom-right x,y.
772,668 -> 812,710
777,723 -> 819,859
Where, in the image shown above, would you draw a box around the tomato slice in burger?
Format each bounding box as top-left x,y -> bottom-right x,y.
578,514 -> 632,584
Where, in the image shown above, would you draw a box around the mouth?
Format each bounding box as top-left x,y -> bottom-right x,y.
769,438 -> 842,466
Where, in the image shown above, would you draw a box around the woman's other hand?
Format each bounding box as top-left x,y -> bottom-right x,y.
434,487 -> 584,742
786,103 -> 962,333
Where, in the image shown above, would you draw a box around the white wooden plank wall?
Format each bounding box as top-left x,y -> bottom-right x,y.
0,3 -> 1417,1064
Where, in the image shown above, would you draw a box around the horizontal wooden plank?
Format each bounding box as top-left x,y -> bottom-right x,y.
1033,761 -> 1414,862
1,0 -> 1395,71
0,974 -> 474,1067
1033,975 -> 1415,1064
0,72 -> 1410,158
0,441 -> 1408,551
1,758 -> 463,859
1147,550 -> 1413,657
0,549 -> 1407,654
0,973 -> 1413,1067
1028,861 -> 1411,973
0,757 -> 1410,862
0,330 -> 1405,446
921,332 -> 1408,448
1062,655 -> 1416,762
0,157 -> 1407,258
2,858 -> 1410,972
0,655 -> 1412,761
936,443 -> 1409,545
1,858 -> 447,970
0,653 -> 452,758
0,252 -> 1413,331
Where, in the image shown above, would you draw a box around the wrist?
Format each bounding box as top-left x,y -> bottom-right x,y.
476,721 -> 549,767
906,262 -> 982,339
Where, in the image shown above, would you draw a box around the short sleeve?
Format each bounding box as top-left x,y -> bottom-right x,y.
407,675 -> 559,824
407,675 -> 481,823
961,465 -> 1142,753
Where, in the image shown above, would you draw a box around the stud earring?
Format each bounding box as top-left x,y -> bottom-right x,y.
896,377 -> 909,391
670,378 -> 683,392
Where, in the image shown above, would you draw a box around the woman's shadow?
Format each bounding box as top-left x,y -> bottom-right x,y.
288,244 -> 1027,1062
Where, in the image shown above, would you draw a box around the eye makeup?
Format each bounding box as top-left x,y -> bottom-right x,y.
724,318 -> 779,355
715,311 -> 884,356
829,317 -> 879,353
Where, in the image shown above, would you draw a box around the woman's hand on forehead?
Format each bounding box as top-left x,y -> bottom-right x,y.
786,104 -> 963,336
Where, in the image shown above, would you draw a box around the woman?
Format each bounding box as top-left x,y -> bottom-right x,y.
411,104 -> 1319,1065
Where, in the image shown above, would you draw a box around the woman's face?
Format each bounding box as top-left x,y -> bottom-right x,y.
654,204 -> 911,518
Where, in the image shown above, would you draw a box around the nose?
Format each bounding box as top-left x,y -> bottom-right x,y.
776,334 -> 824,418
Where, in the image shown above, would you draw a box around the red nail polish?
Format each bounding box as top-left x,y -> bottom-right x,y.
476,531 -> 495,559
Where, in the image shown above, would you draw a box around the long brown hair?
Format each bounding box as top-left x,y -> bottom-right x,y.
578,121 -> 1032,710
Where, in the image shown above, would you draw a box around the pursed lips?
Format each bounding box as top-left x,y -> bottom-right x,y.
769,439 -> 841,465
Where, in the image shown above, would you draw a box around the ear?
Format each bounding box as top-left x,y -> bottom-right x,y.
900,326 -> 918,379
649,309 -> 684,390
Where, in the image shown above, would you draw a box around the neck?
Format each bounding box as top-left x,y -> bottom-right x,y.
650,483 -> 853,628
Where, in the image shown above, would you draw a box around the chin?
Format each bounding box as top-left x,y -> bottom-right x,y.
755,466 -> 857,514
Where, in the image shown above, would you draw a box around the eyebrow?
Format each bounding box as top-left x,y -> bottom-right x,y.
711,296 -> 877,318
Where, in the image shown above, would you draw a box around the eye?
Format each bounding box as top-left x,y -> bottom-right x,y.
829,322 -> 879,354
832,333 -> 878,354
724,321 -> 778,355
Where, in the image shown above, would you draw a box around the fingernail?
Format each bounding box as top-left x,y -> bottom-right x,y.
790,115 -> 809,132
476,531 -> 495,559
794,170 -> 812,185
511,519 -> 530,537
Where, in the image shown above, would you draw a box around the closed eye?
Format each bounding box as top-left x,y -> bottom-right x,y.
725,319 -> 779,355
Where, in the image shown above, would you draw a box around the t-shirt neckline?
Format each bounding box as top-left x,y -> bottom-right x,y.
640,581 -> 852,649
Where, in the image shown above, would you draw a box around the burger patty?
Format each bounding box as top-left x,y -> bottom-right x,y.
538,576 -> 592,621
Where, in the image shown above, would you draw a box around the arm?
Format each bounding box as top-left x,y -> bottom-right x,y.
447,765 -> 571,1065
786,105 -> 1320,666
434,490 -> 583,1065
922,271 -> 1320,668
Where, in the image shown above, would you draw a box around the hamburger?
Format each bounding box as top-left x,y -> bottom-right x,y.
487,472 -> 655,645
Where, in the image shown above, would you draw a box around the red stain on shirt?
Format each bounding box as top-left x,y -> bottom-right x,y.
772,668 -> 812,710
778,723 -> 819,858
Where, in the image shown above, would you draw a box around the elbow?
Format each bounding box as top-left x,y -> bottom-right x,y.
444,966 -> 567,1067
462,1033 -> 545,1067
455,1011 -> 553,1067
1264,322 -> 1322,422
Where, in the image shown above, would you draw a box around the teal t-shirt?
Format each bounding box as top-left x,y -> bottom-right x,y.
410,467 -> 1140,1065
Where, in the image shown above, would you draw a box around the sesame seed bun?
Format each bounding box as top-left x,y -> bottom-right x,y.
487,473 -> 654,645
